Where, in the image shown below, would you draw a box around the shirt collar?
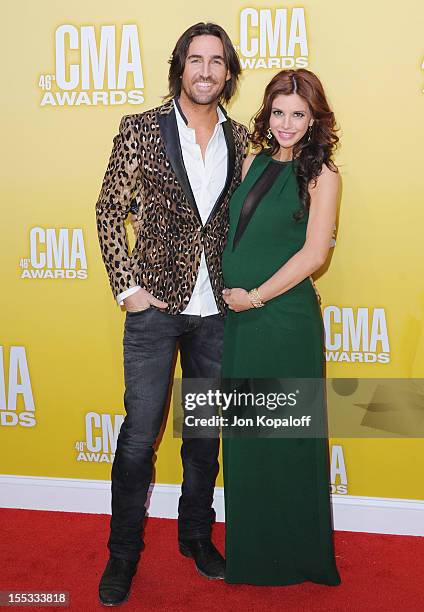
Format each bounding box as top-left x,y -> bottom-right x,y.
173,97 -> 227,128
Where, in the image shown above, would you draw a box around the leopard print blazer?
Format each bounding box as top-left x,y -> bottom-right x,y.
95,99 -> 249,314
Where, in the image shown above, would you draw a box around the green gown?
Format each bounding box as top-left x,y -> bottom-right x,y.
221,152 -> 341,586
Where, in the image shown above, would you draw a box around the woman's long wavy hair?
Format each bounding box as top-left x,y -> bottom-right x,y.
250,69 -> 339,219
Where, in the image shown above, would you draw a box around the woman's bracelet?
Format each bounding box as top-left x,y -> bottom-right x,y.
248,287 -> 265,308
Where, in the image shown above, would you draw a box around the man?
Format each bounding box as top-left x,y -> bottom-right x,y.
95,22 -> 248,606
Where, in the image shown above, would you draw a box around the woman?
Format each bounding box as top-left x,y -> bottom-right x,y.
221,69 -> 341,586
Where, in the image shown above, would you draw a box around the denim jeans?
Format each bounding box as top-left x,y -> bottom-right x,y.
108,307 -> 224,562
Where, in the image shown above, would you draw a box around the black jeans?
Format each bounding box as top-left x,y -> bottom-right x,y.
108,307 -> 224,562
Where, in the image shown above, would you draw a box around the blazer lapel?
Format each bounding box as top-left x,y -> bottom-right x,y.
205,114 -> 236,225
157,106 -> 202,224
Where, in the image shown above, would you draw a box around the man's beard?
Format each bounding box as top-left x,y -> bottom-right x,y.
183,80 -> 225,105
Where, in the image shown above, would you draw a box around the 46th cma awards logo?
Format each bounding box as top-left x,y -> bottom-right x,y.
0,346 -> 36,427
39,24 -> 144,107
324,306 -> 390,364
20,228 -> 87,280
75,412 -> 124,463
235,7 -> 308,70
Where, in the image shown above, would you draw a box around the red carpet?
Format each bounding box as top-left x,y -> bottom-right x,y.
0,509 -> 423,611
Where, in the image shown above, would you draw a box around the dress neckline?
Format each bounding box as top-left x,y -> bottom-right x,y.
269,157 -> 293,165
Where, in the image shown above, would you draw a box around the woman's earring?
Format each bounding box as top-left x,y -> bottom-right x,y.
307,125 -> 313,142
266,128 -> 273,140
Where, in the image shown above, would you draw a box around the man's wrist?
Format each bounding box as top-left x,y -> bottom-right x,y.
116,285 -> 142,306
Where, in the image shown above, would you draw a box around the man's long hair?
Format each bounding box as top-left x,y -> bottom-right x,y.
166,22 -> 241,104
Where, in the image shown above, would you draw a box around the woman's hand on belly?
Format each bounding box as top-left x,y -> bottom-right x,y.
222,287 -> 253,312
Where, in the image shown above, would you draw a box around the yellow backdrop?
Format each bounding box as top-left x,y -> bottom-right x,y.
1,0 -> 424,502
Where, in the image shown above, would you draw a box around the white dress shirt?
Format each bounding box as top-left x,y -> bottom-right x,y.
117,100 -> 228,316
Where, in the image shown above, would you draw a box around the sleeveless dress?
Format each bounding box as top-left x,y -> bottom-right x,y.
221,152 -> 341,586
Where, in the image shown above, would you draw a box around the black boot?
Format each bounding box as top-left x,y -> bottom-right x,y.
179,539 -> 225,580
99,558 -> 138,606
